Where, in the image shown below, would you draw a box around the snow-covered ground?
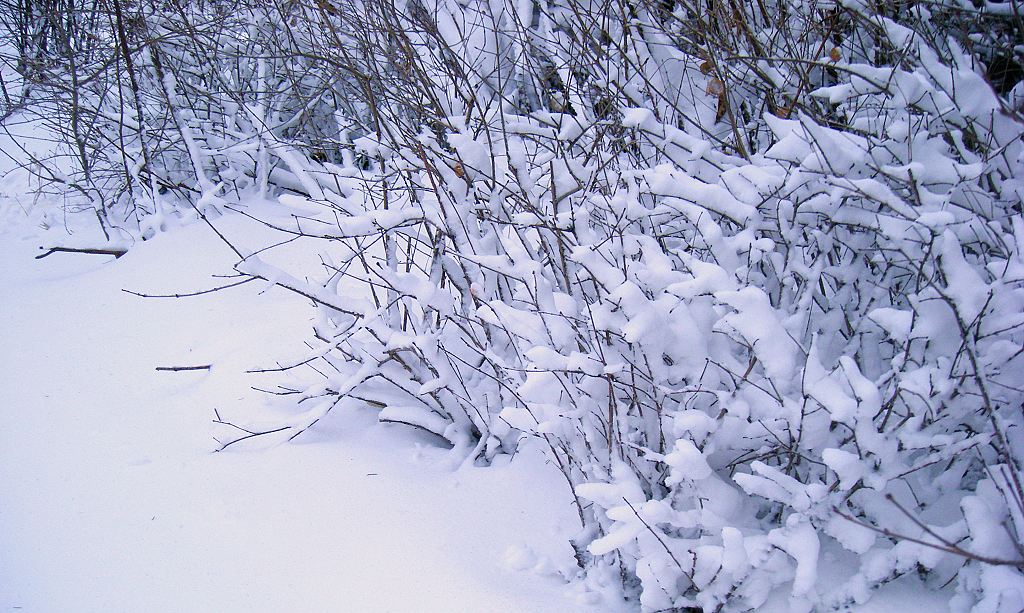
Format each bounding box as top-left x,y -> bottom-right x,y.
0,207 -> 610,612
0,202 -> 960,613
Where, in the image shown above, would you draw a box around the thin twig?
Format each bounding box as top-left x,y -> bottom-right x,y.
834,508 -> 1024,569
122,276 -> 256,298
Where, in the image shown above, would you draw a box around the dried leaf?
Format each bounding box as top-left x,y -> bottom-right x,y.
773,104 -> 793,119
706,78 -> 725,96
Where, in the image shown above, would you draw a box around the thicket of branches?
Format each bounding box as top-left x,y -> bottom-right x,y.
3,0 -> 1023,610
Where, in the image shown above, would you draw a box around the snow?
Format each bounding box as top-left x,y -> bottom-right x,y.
664,439 -> 713,484
3,0 -> 1022,607
0,212 -> 608,612
768,515 -> 820,600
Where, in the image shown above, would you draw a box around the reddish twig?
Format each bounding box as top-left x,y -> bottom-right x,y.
834,506 -> 1024,569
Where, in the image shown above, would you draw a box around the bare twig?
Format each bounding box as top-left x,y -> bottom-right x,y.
834,507 -> 1024,569
122,276 -> 256,298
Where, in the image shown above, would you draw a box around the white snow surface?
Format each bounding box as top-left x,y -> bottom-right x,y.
0,210 -> 605,612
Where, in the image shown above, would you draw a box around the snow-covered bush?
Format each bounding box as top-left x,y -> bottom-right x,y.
231,0 -> 1024,610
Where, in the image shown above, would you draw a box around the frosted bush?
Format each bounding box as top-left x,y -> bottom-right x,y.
238,1 -> 1024,609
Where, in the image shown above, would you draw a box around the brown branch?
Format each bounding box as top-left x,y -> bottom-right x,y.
155,364 -> 212,372
834,508 -> 1024,569
36,246 -> 128,259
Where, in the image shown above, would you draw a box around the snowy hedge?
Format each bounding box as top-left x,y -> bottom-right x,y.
249,1 -> 1024,610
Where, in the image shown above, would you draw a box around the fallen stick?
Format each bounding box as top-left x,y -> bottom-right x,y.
36,246 -> 128,260
155,365 -> 212,372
